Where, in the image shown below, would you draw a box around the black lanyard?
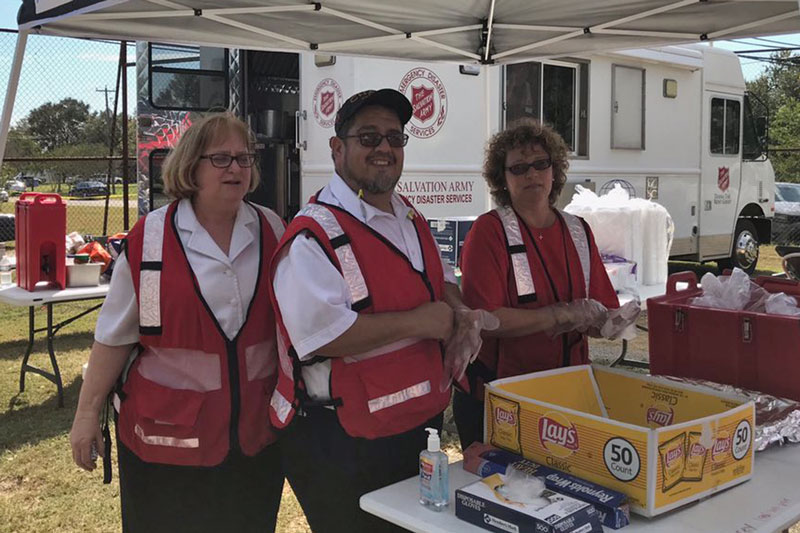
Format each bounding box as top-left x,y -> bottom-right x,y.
516,209 -> 574,304
515,208 -> 579,367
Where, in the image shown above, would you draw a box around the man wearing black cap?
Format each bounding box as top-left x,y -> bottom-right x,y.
269,89 -> 471,532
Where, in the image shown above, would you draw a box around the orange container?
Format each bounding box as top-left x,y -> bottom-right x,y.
15,193 -> 66,291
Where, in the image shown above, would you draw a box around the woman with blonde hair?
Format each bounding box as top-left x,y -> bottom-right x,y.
70,113 -> 286,532
454,119 -> 623,449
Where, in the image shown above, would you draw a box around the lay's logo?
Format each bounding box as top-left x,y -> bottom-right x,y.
646,406 -> 674,427
495,407 -> 516,426
712,436 -> 731,461
538,412 -> 579,457
689,442 -> 706,458
664,445 -> 683,467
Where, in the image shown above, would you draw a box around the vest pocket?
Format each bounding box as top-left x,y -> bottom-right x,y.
129,374 -> 206,448
357,349 -> 438,423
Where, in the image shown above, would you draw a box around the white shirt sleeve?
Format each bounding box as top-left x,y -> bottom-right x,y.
272,233 -> 358,360
94,252 -> 140,346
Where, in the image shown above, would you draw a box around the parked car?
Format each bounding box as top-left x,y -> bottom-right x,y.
69,180 -> 109,197
19,175 -> 41,188
772,182 -> 800,245
0,190 -> 8,203
5,180 -> 26,195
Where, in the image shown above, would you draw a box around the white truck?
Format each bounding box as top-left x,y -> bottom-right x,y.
137,42 -> 774,272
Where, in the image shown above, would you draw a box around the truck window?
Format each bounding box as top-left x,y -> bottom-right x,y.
504,59 -> 588,156
710,97 -> 740,156
149,44 -> 228,110
742,94 -> 765,160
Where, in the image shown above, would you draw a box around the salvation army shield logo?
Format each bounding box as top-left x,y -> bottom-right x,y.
312,78 -> 343,128
398,67 -> 447,139
320,91 -> 335,118
411,85 -> 435,122
718,166 -> 730,192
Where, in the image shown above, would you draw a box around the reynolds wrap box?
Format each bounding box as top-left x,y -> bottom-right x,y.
456,473 -> 603,533
463,443 -> 629,529
484,365 -> 754,517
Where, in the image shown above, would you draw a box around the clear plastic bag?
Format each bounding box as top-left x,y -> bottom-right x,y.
765,292 -> 800,316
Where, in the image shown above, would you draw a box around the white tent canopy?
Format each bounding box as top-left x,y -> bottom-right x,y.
2,0 -> 799,164
15,0 -> 800,65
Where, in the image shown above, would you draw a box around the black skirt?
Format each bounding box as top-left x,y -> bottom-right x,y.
117,435 -> 283,533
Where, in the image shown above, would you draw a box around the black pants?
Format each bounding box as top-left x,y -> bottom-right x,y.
452,388 -> 485,452
117,437 -> 284,533
281,408 -> 444,533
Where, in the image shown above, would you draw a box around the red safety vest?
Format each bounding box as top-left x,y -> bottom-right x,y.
472,207 -> 593,398
120,200 -> 280,466
269,197 -> 450,439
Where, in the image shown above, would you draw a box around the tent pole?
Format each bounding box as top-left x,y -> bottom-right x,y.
0,30 -> 29,170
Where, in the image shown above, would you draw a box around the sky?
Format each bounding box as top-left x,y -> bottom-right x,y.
0,2 -> 798,125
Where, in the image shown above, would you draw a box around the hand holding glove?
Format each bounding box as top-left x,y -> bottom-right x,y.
599,300 -> 641,340
547,299 -> 609,338
440,307 -> 500,392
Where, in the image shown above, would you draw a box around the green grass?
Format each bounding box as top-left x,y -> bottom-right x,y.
0,301 -> 314,533
0,250 -> 796,533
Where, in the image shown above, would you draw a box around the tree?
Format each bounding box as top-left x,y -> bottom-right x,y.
770,101 -> 800,182
25,98 -> 92,151
746,51 -> 800,182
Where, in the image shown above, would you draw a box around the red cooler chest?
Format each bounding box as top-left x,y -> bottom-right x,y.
648,271 -> 800,401
15,193 -> 66,291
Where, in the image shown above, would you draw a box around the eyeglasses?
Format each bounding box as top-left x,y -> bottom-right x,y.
200,153 -> 257,168
506,159 -> 553,176
340,132 -> 409,148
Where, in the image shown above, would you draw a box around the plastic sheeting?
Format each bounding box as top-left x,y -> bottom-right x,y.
565,184 -> 674,286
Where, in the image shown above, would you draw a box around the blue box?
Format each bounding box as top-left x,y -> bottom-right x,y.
456,474 -> 603,533
427,216 -> 476,267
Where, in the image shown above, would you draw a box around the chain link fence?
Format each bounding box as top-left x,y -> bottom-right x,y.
0,29 -> 137,243
739,50 -> 800,246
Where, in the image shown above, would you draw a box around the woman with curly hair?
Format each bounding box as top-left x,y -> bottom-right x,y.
453,119 -> 620,449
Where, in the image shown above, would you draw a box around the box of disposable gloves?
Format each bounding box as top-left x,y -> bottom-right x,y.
455,472 -> 602,533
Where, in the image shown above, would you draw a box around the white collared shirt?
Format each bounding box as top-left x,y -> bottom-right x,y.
272,173 -> 456,400
95,199 -> 285,344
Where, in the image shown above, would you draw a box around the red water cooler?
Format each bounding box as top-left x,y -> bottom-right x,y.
15,193 -> 66,291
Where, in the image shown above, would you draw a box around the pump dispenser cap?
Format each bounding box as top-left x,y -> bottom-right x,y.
425,427 -> 440,452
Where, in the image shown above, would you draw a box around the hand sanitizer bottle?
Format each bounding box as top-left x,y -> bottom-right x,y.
419,427 -> 449,511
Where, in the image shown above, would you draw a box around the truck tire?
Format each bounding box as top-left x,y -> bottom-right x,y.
718,219 -> 759,275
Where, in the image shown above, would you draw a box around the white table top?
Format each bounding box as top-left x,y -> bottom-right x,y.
360,444 -> 800,533
0,283 -> 109,306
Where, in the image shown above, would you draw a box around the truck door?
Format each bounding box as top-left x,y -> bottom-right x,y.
699,94 -> 742,261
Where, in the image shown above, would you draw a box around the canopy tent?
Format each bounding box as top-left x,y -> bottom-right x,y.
2,0 -> 799,164
14,0 -> 800,65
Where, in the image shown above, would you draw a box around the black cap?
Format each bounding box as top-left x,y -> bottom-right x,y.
334,89 -> 413,137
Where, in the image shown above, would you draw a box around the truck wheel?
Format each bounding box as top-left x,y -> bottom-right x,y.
718,219 -> 759,275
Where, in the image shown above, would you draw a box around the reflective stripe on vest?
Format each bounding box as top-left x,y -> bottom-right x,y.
561,211 -> 591,292
496,206 -> 536,302
496,207 -> 591,298
295,203 -> 370,310
139,208 -> 167,333
270,388 -> 292,424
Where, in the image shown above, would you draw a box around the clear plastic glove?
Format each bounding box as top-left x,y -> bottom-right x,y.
547,299 -> 609,338
599,300 -> 642,340
497,468 -> 548,507
439,307 -> 500,392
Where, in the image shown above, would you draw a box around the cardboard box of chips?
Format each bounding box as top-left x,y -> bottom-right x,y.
484,365 -> 755,517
